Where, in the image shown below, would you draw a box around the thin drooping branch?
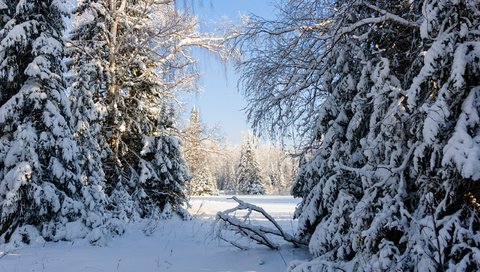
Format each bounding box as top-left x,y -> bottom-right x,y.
213,197 -> 307,250
227,1 -> 420,148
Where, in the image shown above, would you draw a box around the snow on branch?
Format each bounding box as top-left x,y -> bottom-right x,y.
235,3 -> 417,41
336,15 -> 417,40
213,197 -> 307,250
358,2 -> 419,28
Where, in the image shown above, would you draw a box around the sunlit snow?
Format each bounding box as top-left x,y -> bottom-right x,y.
0,195 -> 309,272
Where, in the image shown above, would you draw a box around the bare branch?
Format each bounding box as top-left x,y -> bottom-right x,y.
213,197 -> 307,250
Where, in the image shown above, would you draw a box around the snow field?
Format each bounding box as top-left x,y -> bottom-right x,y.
0,195 -> 310,272
189,195 -> 298,220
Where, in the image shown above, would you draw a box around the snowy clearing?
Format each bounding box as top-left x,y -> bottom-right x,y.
190,195 -> 298,219
0,195 -> 310,272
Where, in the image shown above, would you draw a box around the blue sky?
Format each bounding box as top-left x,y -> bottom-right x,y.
179,1 -> 275,144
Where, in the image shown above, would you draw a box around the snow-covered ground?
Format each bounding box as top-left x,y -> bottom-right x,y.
0,195 -> 310,272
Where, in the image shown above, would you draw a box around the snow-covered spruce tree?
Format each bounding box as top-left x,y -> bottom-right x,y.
66,0 -> 111,240
237,0 -> 383,257
311,1 -> 480,270
188,167 -> 217,196
402,1 -> 480,270
237,135 -> 266,195
67,0 -> 139,223
0,0 -> 93,243
183,107 -> 218,195
235,0 -> 479,271
69,0 -> 222,218
137,104 -> 189,218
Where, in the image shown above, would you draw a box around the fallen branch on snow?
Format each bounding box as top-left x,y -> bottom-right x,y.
213,196 -> 307,250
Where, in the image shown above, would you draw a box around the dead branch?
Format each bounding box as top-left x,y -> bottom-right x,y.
213,196 -> 307,250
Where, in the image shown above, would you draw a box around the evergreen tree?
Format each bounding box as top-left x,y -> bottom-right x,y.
67,0 -> 110,239
235,0 -> 480,270
68,0 -> 220,218
136,105 -> 189,217
402,1 -> 480,269
237,136 -> 266,195
188,167 -> 217,196
0,0 -> 88,243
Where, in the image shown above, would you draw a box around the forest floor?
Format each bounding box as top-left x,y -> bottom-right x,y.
0,195 -> 310,272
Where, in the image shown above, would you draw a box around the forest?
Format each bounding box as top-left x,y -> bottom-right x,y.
0,0 -> 479,271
